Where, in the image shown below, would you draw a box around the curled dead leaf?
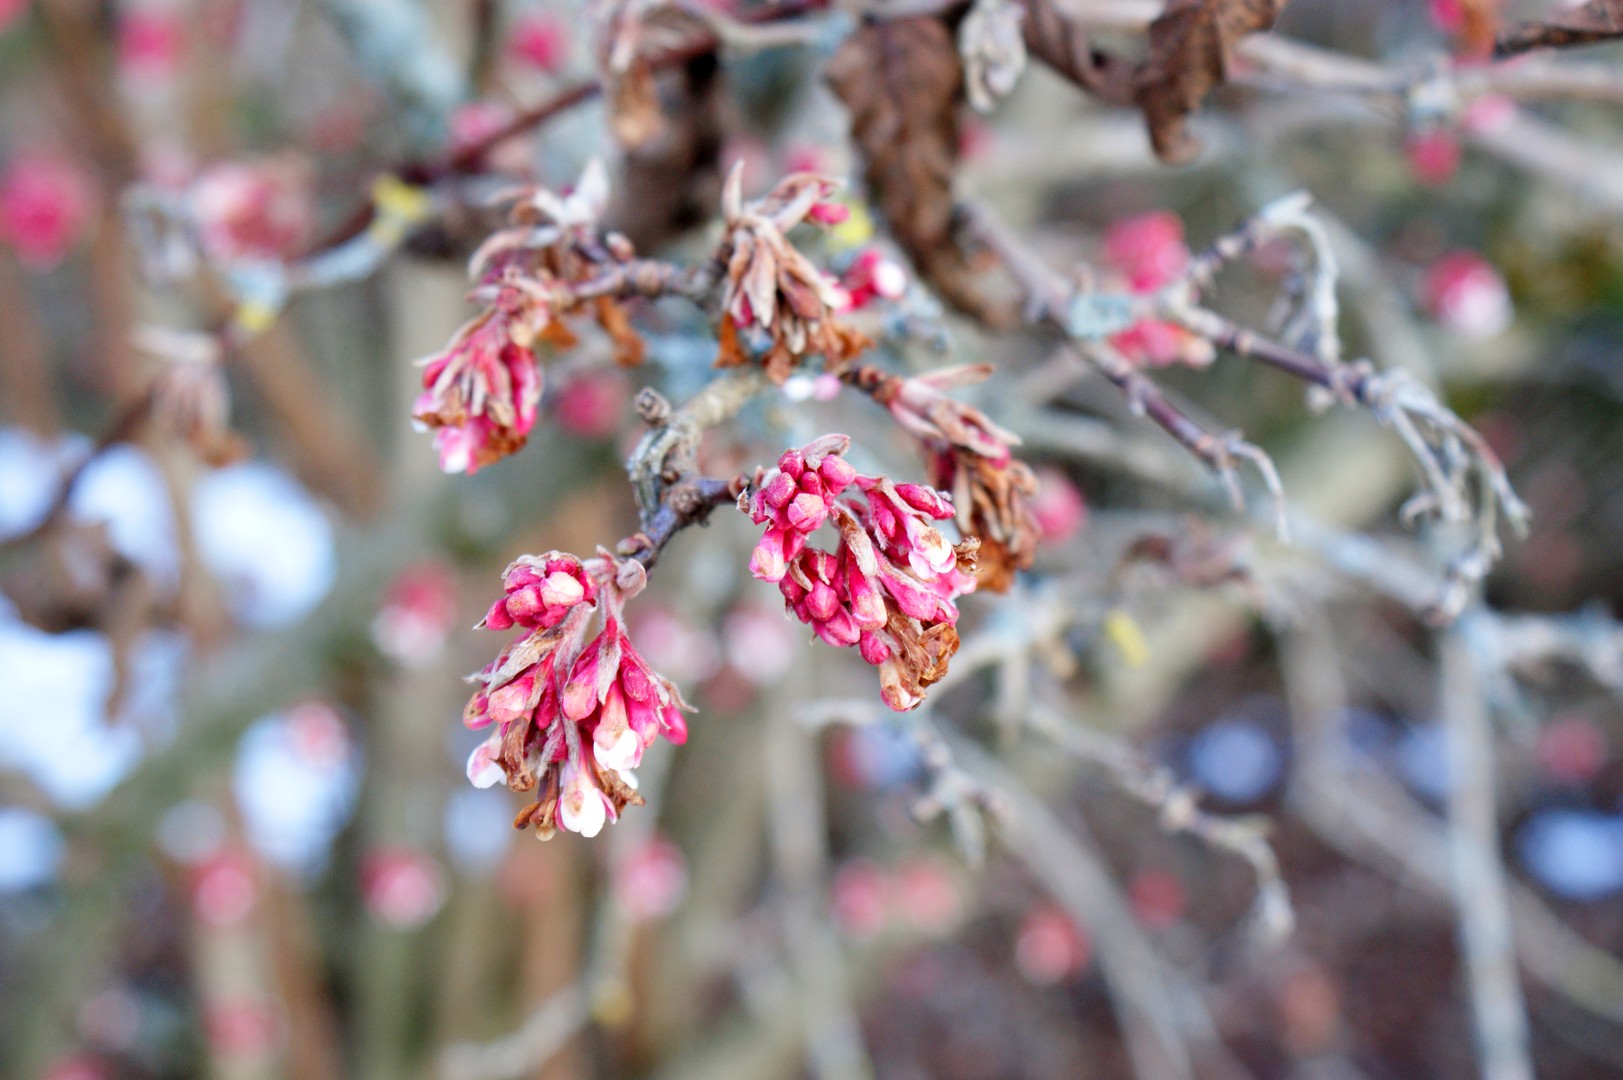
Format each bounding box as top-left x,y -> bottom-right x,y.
826,17 -> 1019,327
1134,0 -> 1289,165
1495,0 -> 1623,57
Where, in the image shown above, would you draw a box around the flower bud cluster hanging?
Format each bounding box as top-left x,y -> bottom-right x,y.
744,435 -> 979,712
464,551 -> 692,839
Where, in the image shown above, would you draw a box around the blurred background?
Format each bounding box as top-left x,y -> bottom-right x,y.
5,1 -> 1623,1078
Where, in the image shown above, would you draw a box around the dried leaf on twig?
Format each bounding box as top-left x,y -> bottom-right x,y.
826,17 -> 1018,327
1135,0 -> 1289,164
1495,0 -> 1623,57
612,52 -> 726,250
1018,0 -> 1134,103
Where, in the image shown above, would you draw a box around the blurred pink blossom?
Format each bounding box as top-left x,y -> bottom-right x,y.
629,605 -> 720,684
723,603 -> 799,685
831,859 -> 889,938
553,369 -> 628,438
0,152 -> 94,269
1423,250 -> 1511,338
40,1055 -> 109,1080
1537,714 -> 1608,785
1461,94 -> 1516,135
613,837 -> 688,920
1104,211 -> 1188,292
1029,467 -> 1087,544
0,0 -> 29,35
1405,130 -> 1460,186
118,8 -> 186,82
372,562 -> 460,667
1101,211 -> 1214,368
360,847 -> 447,929
283,701 -> 351,767
190,851 -> 259,927
841,249 -> 908,310
508,14 -> 569,73
190,160 -> 313,264
1428,0 -> 1465,33
203,1000 -> 282,1063
892,856 -> 963,935
1128,868 -> 1187,929
1015,904 -> 1091,985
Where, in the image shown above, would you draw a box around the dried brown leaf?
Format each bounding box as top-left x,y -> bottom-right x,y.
1019,0 -> 1135,103
612,52 -> 726,250
1495,0 -> 1623,56
714,312 -> 749,368
594,296 -> 647,367
610,59 -> 666,150
826,17 -> 1018,327
1135,0 -> 1289,164
1457,0 -> 1500,58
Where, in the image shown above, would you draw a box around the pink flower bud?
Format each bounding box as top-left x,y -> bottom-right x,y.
808,201 -> 850,225
761,471 -> 797,510
488,671 -> 537,724
787,491 -> 829,532
749,526 -> 795,582
820,454 -> 857,491
743,437 -> 973,711
659,703 -> 688,744
466,734 -> 504,787
814,608 -> 862,648
595,724 -> 641,773
805,580 -> 841,621
557,760 -> 613,837
541,570 -> 586,608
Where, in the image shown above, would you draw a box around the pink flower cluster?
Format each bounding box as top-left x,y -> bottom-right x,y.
413,274 -> 549,474
745,436 -> 975,711
464,552 -> 692,839
479,553 -> 596,631
1102,211 -> 1215,369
